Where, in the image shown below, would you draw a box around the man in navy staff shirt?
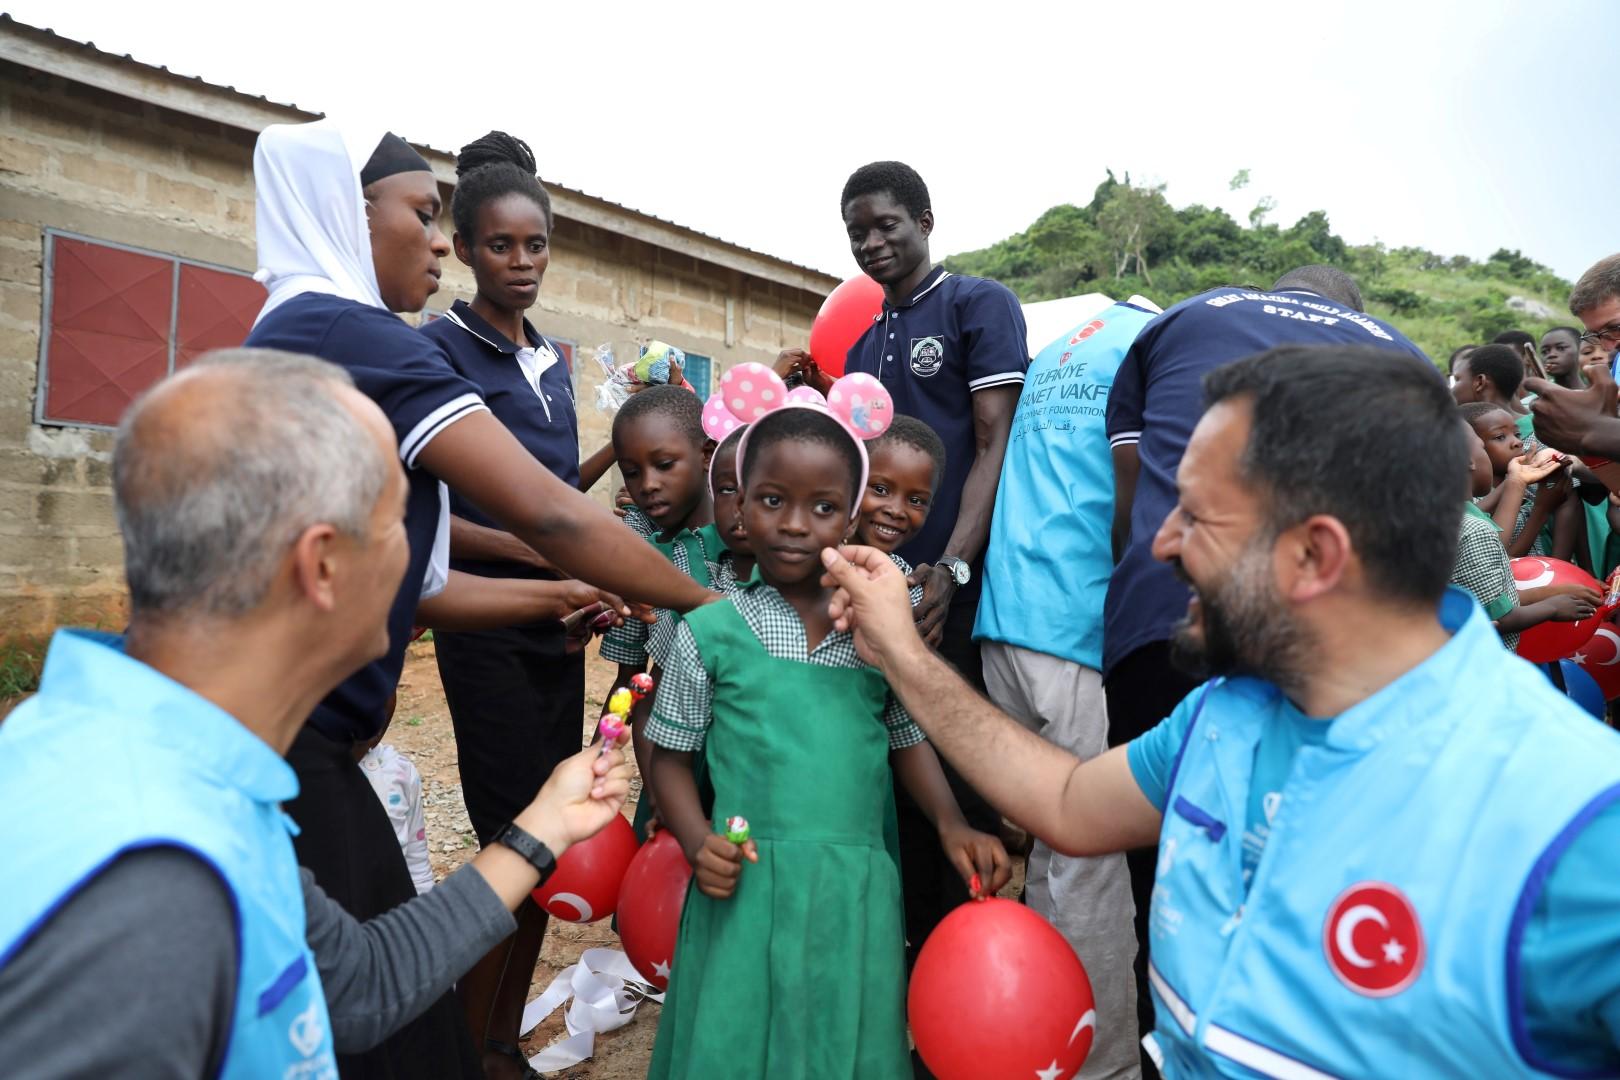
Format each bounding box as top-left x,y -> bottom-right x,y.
779,160 -> 1028,993
1103,265 -> 1428,1068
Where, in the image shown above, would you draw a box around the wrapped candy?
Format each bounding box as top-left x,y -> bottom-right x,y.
633,341 -> 686,386
598,712 -> 625,746
629,672 -> 655,700
608,687 -> 634,719
723,816 -> 751,845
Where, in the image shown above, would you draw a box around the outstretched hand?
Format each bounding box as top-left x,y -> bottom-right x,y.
1526,361 -> 1620,457
821,546 -> 927,671
526,738 -> 634,853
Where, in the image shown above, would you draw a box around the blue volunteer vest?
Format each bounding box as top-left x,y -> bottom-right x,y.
1146,593 -> 1620,1078
0,631 -> 337,1079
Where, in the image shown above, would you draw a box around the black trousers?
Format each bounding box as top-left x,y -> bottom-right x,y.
285,726 -> 481,1080
896,591 -> 1001,971
434,623 -> 587,845
1104,640 -> 1202,1080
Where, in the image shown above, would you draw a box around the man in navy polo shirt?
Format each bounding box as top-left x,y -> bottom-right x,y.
780,161 -> 1028,995
1103,264 -> 1430,1067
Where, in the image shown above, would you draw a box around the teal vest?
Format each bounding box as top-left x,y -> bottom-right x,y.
1146,596 -> 1620,1078
0,631 -> 337,1079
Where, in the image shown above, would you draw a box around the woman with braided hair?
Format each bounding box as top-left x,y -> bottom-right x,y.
418,130 -> 614,1080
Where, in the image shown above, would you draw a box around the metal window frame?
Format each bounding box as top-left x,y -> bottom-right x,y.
35,228 -> 257,432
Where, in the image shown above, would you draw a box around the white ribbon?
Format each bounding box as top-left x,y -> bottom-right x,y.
519,947 -> 665,1073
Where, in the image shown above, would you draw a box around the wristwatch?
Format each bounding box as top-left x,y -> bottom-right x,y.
937,556 -> 971,587
491,822 -> 557,886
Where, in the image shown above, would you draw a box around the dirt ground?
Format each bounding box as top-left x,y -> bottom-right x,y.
390,638 -> 656,1079
390,636 -> 1026,1078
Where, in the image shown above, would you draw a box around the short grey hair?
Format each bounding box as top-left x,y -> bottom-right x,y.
114,348 -> 391,618
1570,254 -> 1620,317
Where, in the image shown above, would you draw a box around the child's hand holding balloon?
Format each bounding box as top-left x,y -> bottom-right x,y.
939,822 -> 1012,899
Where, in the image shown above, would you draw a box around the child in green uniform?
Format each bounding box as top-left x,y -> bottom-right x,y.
645,403 -> 1011,1080
708,427 -> 754,588
855,415 -> 947,584
597,386 -> 721,836
1451,419 -> 1598,649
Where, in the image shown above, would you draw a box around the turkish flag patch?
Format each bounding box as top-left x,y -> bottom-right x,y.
1322,881 -> 1425,997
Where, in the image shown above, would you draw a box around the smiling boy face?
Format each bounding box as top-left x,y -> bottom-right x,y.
857,441 -> 936,554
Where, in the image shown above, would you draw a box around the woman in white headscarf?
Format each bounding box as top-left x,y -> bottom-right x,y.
245,120 -> 715,1080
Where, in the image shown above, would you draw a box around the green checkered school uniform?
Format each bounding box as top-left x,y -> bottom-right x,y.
644,572 -> 923,1080
1452,501 -> 1521,650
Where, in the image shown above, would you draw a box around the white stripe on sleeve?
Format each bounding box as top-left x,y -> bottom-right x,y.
399,394 -> 488,467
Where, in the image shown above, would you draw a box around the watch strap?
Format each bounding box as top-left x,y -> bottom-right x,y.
493,821 -> 557,885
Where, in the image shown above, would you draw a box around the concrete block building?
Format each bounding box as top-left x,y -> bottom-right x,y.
0,16 -> 837,639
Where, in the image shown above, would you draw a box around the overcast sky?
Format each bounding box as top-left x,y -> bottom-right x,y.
19,1 -> 1618,284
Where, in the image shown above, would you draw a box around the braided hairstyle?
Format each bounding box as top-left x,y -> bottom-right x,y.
451,130 -> 553,240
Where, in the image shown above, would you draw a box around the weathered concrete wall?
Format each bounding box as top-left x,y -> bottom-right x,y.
0,61 -> 825,640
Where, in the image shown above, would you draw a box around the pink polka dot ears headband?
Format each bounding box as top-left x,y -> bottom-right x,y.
700,362 -> 894,443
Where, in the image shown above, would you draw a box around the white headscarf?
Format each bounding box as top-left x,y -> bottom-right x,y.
252,119 -> 387,323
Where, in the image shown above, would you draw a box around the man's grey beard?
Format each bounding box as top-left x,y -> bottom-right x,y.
1168,543 -> 1315,698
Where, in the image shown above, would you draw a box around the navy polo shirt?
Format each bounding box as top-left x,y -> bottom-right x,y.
420,300 -> 579,577
1102,286 -> 1431,677
245,293 -> 488,741
845,267 -> 1029,593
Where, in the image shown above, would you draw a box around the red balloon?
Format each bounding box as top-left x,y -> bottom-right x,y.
1511,557 -> 1605,663
808,274 -> 885,379
909,899 -> 1095,1080
532,814 -> 637,923
1572,620 -> 1620,700
616,830 -> 692,990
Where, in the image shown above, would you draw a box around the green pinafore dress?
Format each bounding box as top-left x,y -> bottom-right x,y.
646,601 -> 910,1080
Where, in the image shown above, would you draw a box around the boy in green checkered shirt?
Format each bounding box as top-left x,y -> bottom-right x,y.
1451,418 -> 1597,649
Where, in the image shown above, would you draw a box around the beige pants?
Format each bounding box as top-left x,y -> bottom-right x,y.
981,641 -> 1141,1080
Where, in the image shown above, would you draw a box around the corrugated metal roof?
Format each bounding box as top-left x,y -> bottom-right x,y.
0,14 -> 839,290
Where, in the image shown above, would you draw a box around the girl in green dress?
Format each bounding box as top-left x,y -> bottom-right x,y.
644,401 -> 1011,1080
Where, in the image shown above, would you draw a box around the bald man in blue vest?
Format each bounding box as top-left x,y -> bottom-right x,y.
821,344 -> 1620,1077
0,351 -> 632,1078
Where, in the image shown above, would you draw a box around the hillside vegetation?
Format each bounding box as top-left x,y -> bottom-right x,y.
943,171 -> 1575,362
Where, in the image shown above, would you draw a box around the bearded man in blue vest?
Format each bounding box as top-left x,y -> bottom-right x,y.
0,350 -> 633,1077
822,344 -> 1620,1077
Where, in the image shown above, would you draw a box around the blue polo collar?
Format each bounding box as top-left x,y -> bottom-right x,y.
35,629 -> 299,803
880,266 -> 951,315
444,299 -> 541,356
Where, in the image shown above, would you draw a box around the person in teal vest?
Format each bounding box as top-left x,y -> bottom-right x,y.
0,351 -> 635,1077
824,344 -> 1620,1077
644,402 -> 1011,1079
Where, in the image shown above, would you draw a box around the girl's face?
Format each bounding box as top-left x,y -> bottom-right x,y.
363,171 -> 450,313
741,439 -> 856,589
456,192 -> 549,315
710,441 -> 748,555
1541,329 -> 1580,379
1471,410 -> 1524,477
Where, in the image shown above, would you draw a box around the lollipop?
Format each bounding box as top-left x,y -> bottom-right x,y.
608,687 -> 634,719
628,671 -> 655,700
597,712 -> 625,747
723,816 -> 751,845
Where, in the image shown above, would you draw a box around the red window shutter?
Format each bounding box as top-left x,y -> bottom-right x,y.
44,237 -> 173,427
175,264 -> 267,368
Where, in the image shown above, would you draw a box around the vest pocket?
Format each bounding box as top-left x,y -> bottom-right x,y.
1172,796 -> 1228,842
257,953 -> 309,1016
